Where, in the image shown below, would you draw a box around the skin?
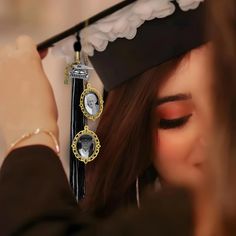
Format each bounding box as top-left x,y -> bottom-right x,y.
81,140 -> 91,151
87,96 -> 96,109
0,36 -> 58,157
154,44 -> 214,191
154,44 -> 218,236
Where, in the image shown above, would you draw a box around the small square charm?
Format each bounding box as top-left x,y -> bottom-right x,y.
71,125 -> 101,164
64,51 -> 93,83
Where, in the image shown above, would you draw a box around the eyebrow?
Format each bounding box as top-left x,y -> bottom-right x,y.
156,93 -> 192,106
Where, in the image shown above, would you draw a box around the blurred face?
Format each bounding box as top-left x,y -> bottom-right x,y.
87,96 -> 96,108
81,139 -> 91,151
154,44 -> 214,190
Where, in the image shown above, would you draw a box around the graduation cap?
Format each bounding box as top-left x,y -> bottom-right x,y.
37,0 -> 207,201
38,0 -> 206,89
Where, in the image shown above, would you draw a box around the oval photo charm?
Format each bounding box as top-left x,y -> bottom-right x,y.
71,126 -> 101,164
80,83 -> 104,120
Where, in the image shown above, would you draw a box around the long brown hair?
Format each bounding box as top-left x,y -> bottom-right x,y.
88,58 -> 183,215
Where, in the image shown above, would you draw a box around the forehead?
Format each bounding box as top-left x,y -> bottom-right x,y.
158,44 -> 213,98
81,139 -> 91,144
86,94 -> 96,99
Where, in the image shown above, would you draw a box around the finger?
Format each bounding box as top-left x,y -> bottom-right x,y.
16,35 -> 36,52
3,42 -> 16,50
0,43 -> 16,56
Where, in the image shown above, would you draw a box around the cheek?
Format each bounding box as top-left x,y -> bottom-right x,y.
153,121 -> 200,185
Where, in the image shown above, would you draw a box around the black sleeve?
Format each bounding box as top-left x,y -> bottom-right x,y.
82,189 -> 194,236
0,145 -> 85,236
0,145 -> 193,236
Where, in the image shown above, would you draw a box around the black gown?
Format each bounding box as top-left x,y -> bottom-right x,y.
0,145 -> 193,236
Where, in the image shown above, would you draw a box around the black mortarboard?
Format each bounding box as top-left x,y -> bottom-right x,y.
85,1 -> 206,91
38,0 -> 207,91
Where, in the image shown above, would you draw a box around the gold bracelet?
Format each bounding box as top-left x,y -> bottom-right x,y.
8,128 -> 60,154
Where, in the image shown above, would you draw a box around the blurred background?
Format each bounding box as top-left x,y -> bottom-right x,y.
0,0 -> 121,44
0,0 -> 121,174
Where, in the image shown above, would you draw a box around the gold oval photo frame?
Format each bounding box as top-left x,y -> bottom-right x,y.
71,125 -> 101,164
80,83 -> 104,121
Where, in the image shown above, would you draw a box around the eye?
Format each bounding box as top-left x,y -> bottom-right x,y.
158,114 -> 192,130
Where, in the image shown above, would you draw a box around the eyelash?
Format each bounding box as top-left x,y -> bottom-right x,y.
158,114 -> 192,130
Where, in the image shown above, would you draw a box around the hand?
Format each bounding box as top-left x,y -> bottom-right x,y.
0,36 -> 59,153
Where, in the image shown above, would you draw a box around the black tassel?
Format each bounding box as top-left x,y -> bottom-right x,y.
69,40 -> 86,201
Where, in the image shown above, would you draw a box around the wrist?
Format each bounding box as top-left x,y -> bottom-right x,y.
3,121 -> 58,145
6,128 -> 60,156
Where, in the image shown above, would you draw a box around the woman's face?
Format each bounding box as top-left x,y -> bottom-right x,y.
154,44 -> 214,190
